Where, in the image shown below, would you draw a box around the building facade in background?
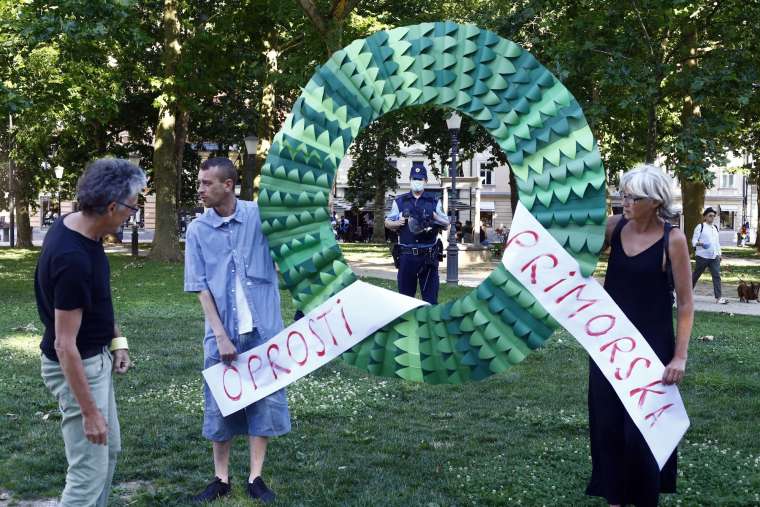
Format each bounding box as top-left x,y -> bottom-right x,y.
3,150 -> 755,244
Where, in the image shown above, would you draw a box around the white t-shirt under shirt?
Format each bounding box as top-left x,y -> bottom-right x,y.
222,215 -> 254,335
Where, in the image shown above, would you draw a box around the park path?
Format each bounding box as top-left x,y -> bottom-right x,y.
30,241 -> 760,317
343,250 -> 760,317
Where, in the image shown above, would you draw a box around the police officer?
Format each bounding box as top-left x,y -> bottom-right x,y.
385,162 -> 450,304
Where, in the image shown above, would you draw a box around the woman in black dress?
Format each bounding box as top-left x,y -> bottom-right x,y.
586,164 -> 694,506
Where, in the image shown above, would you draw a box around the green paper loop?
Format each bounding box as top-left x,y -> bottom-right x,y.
260,22 -> 606,384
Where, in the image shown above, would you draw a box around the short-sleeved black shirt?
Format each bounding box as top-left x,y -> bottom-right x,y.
35,216 -> 115,361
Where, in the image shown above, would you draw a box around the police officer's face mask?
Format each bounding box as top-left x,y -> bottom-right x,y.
410,180 -> 425,193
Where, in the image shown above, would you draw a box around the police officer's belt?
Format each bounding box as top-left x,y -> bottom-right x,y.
400,246 -> 432,255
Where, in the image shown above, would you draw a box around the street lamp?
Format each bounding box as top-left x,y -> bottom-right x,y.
53,165 -> 64,218
8,113 -> 14,247
244,134 -> 258,157
40,161 -> 51,227
127,154 -> 142,257
445,111 -> 462,285
244,134 -> 259,200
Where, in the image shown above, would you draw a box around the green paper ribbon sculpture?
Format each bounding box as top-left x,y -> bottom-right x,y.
259,21 -> 606,384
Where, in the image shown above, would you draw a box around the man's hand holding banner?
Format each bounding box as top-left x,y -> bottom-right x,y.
203,281 -> 427,417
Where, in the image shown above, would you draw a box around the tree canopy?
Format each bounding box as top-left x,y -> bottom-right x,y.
2,0 -> 759,252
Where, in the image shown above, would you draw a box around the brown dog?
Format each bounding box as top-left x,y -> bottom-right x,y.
738,280 -> 760,303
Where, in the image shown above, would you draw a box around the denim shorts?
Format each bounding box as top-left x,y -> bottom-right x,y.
203,329 -> 291,441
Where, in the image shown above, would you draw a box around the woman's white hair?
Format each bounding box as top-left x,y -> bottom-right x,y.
619,163 -> 676,218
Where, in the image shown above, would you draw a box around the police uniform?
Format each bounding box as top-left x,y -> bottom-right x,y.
387,163 -> 447,304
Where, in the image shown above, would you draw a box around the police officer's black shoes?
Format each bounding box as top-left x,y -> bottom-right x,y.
192,477 -> 231,503
248,476 -> 276,503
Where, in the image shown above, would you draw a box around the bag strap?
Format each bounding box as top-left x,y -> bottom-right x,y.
611,216 -> 627,245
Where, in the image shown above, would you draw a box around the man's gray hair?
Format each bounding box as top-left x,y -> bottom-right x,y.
620,163 -> 676,218
76,158 -> 147,215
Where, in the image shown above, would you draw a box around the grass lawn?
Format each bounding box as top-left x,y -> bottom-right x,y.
0,248 -> 759,506
721,246 -> 760,260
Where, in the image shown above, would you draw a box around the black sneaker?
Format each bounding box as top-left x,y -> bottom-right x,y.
247,476 -> 275,503
192,477 -> 231,503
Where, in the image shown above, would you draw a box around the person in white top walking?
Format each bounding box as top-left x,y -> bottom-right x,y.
691,207 -> 727,304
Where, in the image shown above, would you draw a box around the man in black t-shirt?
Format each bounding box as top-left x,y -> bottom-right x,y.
35,158 -> 145,507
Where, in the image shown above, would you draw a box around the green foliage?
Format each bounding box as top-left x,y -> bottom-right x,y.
345,110 -> 405,207
0,0 -> 152,204
2,0 -> 759,250
460,0 -> 760,189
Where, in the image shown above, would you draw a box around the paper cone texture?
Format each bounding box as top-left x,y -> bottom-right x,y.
259,21 -> 606,384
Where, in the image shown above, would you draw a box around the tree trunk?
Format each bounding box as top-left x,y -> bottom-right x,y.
13,165 -> 33,248
680,177 -> 705,255
14,202 -> 32,247
246,40 -> 279,201
174,108 -> 189,210
297,0 -> 358,56
678,29 -> 705,256
149,0 -> 182,262
508,165 -> 519,214
372,171 -> 386,242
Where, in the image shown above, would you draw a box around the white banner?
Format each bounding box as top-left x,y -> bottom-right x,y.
502,202 -> 689,469
203,280 -> 427,416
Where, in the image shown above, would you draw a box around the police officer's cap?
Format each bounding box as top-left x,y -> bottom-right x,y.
410,161 -> 428,180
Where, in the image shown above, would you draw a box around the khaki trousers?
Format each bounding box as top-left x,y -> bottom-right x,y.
41,348 -> 121,507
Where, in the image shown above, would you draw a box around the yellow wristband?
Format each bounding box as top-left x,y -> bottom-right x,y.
110,336 -> 129,351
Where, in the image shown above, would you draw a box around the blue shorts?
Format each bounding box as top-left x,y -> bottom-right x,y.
202,329 -> 291,441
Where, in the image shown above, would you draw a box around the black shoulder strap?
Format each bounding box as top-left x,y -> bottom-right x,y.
662,221 -> 676,299
663,221 -> 674,277
663,222 -> 673,262
611,216 -> 627,242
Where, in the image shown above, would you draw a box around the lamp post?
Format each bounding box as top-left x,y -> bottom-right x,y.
244,134 -> 259,200
128,154 -> 142,256
8,114 -> 15,247
53,165 -> 64,218
40,161 -> 51,226
446,112 -> 462,285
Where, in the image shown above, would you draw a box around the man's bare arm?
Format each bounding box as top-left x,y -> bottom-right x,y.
198,290 -> 237,364
55,308 -> 108,445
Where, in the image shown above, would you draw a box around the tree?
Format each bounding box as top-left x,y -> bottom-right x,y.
0,0 -> 153,247
149,0 -> 310,257
539,1 -> 758,245
296,0 -> 362,56
345,111 -> 407,241
149,0 -> 184,261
